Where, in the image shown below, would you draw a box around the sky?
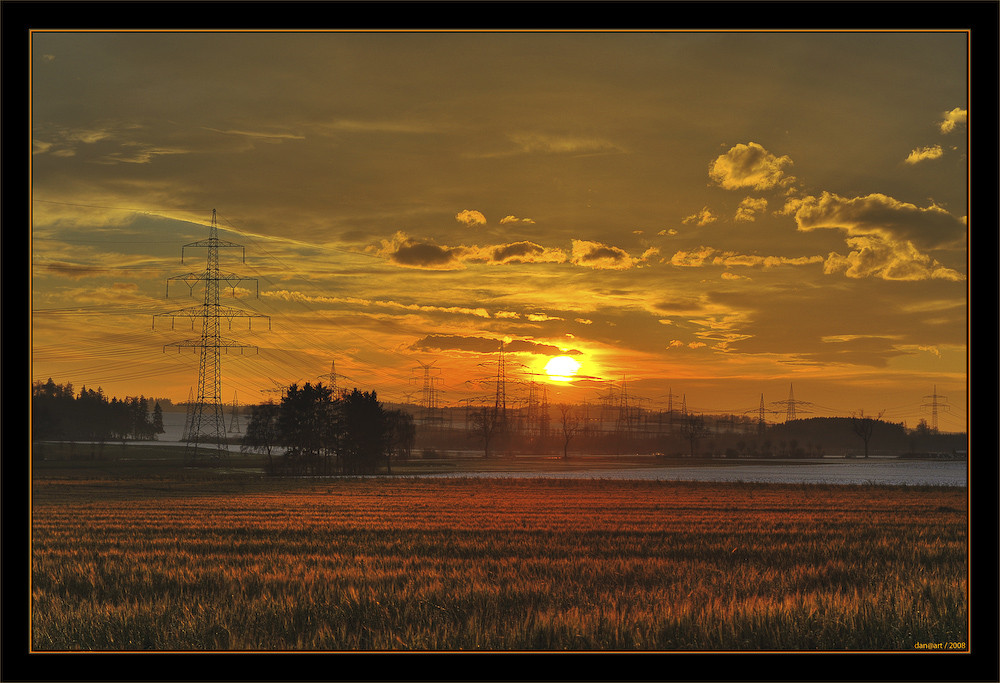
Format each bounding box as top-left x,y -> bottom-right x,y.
30,30 -> 970,432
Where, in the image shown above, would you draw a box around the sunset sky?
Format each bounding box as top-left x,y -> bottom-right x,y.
30,30 -> 970,431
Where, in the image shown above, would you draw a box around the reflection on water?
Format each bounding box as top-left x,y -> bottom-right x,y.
416,459 -> 968,487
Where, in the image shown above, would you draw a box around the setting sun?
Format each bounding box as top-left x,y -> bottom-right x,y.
544,355 -> 582,382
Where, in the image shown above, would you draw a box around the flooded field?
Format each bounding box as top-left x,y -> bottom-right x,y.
417,458 -> 968,487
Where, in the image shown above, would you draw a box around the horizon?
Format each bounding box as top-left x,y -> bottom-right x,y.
31,30 -> 969,433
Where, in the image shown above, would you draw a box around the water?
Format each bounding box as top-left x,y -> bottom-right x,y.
413,459 -> 968,487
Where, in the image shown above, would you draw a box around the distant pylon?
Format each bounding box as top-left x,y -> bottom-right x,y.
228,391 -> 241,433
786,383 -> 796,421
319,359 -> 344,398
153,209 -> 269,459
758,393 -> 766,435
921,385 -> 948,431
412,360 -> 441,423
494,341 -> 507,422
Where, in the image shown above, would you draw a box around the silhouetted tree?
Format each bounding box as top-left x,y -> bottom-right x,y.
338,389 -> 390,475
278,383 -> 336,474
152,402 -> 165,436
470,405 -> 502,458
850,409 -> 885,458
385,409 -> 416,473
558,403 -> 580,459
680,414 -> 711,457
242,402 -> 281,470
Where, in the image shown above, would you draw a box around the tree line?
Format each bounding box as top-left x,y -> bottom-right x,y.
31,378 -> 165,443
241,382 -> 415,476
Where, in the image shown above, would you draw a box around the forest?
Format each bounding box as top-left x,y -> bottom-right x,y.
31,378 -> 165,443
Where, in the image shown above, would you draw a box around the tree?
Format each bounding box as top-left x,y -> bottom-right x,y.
385,409 -> 416,473
152,402 -> 165,436
338,389 -> 391,475
558,403 -> 580,459
241,402 -> 281,470
680,414 -> 711,457
278,382 -> 336,474
850,409 -> 885,458
470,404 -> 503,458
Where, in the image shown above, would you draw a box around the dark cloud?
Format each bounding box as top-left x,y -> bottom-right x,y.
391,242 -> 458,268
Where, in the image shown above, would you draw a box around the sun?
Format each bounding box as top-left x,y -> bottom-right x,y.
544,355 -> 582,382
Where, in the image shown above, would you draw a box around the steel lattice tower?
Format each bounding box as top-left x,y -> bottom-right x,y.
921,385 -> 948,432
154,210 -> 269,459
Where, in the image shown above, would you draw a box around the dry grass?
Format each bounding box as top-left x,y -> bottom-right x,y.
31,477 -> 968,651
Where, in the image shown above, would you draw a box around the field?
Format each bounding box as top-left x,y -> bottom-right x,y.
30,448 -> 969,652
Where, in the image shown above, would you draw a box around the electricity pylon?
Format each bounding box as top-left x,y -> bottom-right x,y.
153,209 -> 269,460
318,359 -> 350,400
771,383 -> 812,422
228,391 -> 242,433
411,360 -> 441,424
921,386 -> 948,432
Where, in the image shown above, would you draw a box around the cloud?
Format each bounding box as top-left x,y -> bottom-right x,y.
668,246 -> 716,267
788,191 -> 966,250
456,209 -> 487,228
657,228 -> 679,236
370,231 -> 463,270
709,142 -> 795,191
734,197 -> 768,222
938,107 -> 967,134
822,235 -> 966,281
507,132 -> 623,156
411,334 -> 580,356
570,240 -> 638,270
477,241 -> 566,265
263,290 -> 492,318
204,127 -> 306,142
904,145 -> 943,165
371,232 -> 569,269
682,207 -> 717,226
500,215 -> 536,225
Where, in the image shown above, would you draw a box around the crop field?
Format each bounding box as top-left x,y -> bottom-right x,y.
31,475 -> 968,652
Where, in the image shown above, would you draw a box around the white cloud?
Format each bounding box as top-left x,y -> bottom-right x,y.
734,197 -> 768,222
682,207 -> 717,226
904,145 -> 943,165
456,209 -> 487,227
938,107 -> 967,134
822,235 -> 965,282
709,142 -> 795,191
500,215 -> 536,225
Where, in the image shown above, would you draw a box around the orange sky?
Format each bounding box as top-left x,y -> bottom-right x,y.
30,30 -> 971,431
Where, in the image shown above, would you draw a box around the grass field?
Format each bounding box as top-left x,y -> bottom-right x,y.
30,454 -> 968,652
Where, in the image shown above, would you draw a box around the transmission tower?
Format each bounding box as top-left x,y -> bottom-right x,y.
771,383 -> 813,422
494,341 -> 507,422
758,393 -> 766,435
412,360 -> 442,424
616,374 -> 632,436
153,209 -> 269,459
921,385 -> 948,432
228,391 -> 242,433
319,359 -> 350,399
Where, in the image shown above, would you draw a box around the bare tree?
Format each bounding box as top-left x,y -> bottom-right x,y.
558,403 -> 580,459
850,409 -> 886,458
470,405 -> 503,458
680,414 -> 711,458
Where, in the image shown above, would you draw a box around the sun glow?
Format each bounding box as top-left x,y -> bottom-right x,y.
544,355 -> 582,382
